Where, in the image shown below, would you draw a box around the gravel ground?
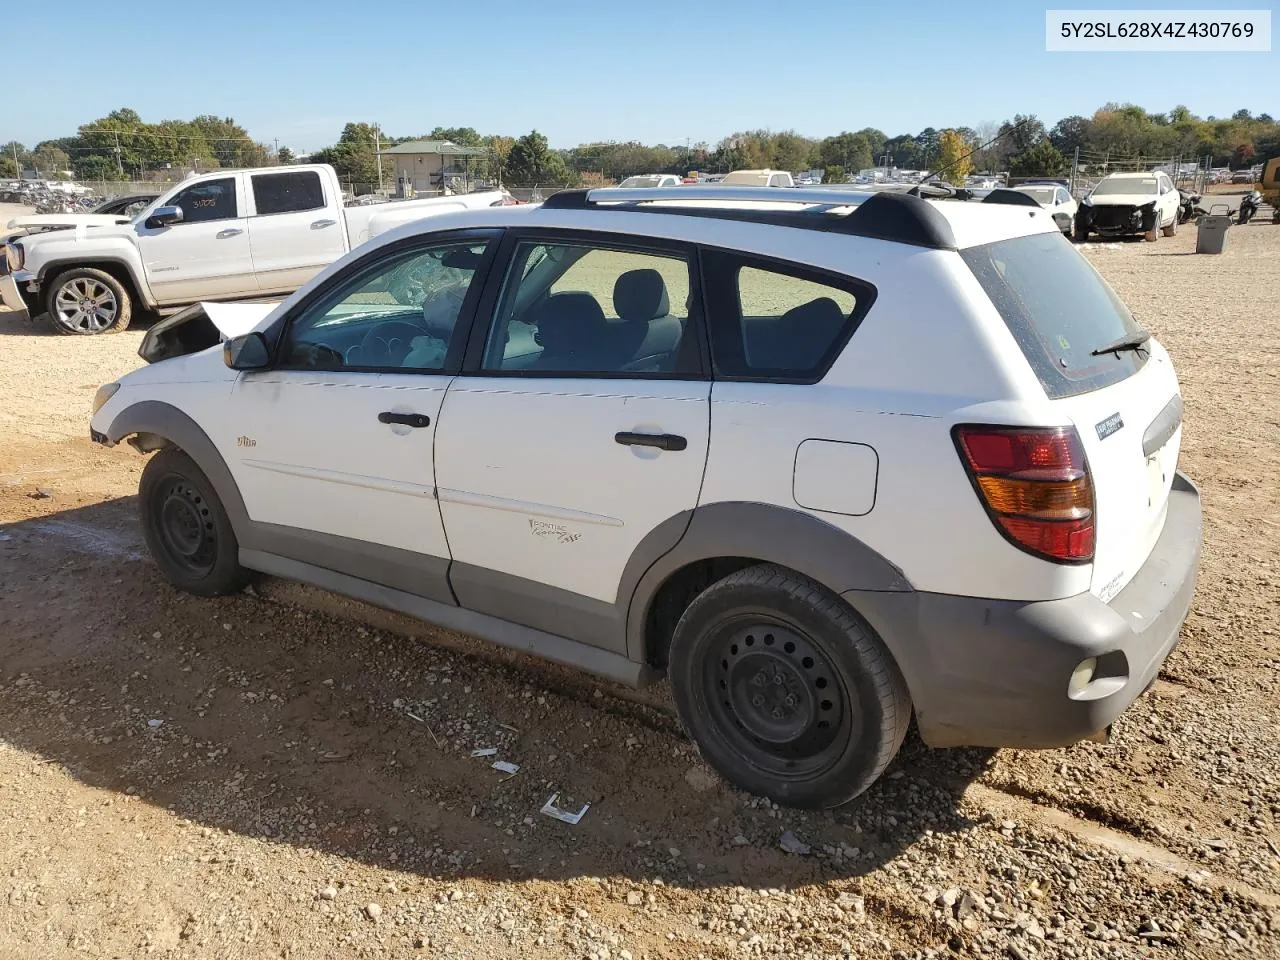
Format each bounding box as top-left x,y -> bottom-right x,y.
1,220 -> 1279,959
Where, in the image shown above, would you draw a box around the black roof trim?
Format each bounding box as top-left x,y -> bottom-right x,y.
538,188 -> 957,250
840,192 -> 957,250
540,190 -> 591,209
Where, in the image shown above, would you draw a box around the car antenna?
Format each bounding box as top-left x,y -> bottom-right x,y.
909,117 -> 1036,197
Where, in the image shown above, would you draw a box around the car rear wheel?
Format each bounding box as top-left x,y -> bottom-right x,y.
139,448 -> 248,596
668,564 -> 911,809
45,267 -> 132,334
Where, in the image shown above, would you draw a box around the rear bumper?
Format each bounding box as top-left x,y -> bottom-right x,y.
849,472 -> 1202,749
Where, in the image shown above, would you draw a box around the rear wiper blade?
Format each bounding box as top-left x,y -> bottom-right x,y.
1090,329 -> 1151,357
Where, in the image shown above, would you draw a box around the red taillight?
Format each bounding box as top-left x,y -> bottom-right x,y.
953,425 -> 1095,563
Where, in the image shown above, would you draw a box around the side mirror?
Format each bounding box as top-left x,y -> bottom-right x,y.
223,331 -> 271,370
145,205 -> 184,229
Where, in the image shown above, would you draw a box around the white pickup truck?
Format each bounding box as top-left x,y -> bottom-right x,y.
0,164 -> 505,334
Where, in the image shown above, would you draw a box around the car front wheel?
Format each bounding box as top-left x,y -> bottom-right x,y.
45,267 -> 132,334
668,564 -> 912,809
139,448 -> 248,596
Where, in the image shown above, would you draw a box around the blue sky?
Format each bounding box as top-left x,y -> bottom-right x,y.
7,0 -> 1276,151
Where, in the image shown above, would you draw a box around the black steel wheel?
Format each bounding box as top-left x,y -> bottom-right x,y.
702,617 -> 854,780
151,474 -> 218,577
139,448 -> 248,596
669,564 -> 911,809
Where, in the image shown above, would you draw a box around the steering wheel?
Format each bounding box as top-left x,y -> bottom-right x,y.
357,320 -> 427,367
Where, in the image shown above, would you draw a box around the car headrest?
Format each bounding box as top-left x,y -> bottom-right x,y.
530,292 -> 608,354
613,269 -> 670,324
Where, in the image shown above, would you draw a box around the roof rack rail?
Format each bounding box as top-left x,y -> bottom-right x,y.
538,186 -> 957,250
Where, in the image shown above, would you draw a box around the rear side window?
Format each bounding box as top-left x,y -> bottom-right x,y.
252,171 -> 325,216
962,233 -> 1148,399
701,250 -> 871,382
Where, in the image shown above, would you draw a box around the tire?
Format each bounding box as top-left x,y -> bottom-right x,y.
1162,213 -> 1177,237
1144,223 -> 1160,242
139,448 -> 248,597
44,267 -> 132,335
667,564 -> 911,809
1073,220 -> 1089,243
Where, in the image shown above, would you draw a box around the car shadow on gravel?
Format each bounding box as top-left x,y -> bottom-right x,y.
0,310 -> 159,336
0,498 -> 996,892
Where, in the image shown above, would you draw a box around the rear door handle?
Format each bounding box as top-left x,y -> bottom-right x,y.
216,228 -> 243,239
311,219 -> 337,229
378,412 -> 431,428
615,431 -> 687,451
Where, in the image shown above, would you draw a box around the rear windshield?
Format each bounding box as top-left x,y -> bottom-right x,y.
1017,187 -> 1056,204
961,233 -> 1148,399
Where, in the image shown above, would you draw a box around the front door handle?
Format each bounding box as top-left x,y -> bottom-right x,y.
311,219 -> 337,229
216,228 -> 243,239
378,412 -> 431,428
615,431 -> 687,451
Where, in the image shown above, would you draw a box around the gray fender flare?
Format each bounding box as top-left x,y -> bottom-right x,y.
619,501 -> 913,664
106,400 -> 252,543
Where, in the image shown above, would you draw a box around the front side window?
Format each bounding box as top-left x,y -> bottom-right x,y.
483,241 -> 697,376
277,240 -> 490,371
169,178 -> 237,223
701,250 -> 868,381
252,171 -> 325,215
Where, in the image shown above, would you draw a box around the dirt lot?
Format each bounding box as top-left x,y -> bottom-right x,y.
2,220 -> 1279,960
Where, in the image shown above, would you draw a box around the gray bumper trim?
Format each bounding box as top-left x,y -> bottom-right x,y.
847,472 -> 1202,749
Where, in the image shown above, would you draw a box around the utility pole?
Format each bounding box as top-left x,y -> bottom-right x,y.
113,130 -> 124,177
374,124 -> 384,194
274,137 -> 280,160
11,141 -> 18,178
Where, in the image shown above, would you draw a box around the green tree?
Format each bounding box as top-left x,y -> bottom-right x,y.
821,165 -> 845,184
31,144 -> 71,176
0,141 -> 28,171
277,146 -> 296,164
1010,139 -> 1066,177
819,132 -> 872,173
0,156 -> 16,178
504,130 -> 570,185
72,155 -> 120,181
1048,115 -> 1091,154
935,129 -> 972,182
486,135 -> 515,184
429,126 -> 483,147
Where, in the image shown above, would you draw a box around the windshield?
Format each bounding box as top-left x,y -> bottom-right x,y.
962,232 -> 1147,399
1091,177 -> 1157,197
1016,187 -> 1057,204
619,176 -> 663,188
